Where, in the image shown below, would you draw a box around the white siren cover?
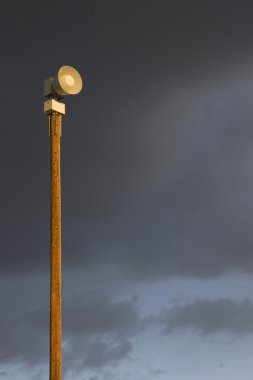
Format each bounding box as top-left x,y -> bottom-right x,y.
52,66 -> 83,96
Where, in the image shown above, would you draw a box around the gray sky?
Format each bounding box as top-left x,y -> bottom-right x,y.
1,1 -> 253,379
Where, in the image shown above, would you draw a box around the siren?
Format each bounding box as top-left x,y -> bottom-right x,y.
44,65 -> 83,99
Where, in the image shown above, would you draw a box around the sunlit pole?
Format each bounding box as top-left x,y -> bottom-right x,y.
49,112 -> 62,380
44,66 -> 83,380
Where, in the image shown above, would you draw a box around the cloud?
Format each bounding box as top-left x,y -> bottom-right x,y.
28,291 -> 142,337
160,298 -> 253,336
3,69 -> 252,284
84,339 -> 132,368
62,335 -> 133,372
3,2 -> 253,380
0,302 -> 48,366
66,78 -> 253,282
60,292 -> 143,370
2,1 -> 253,284
0,285 -> 143,370
63,292 -> 140,337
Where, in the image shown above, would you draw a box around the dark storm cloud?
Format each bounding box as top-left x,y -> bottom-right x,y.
2,1 -> 253,379
0,304 -> 48,366
1,0 -> 253,279
0,278 -> 143,369
160,298 -> 253,336
31,291 -> 141,337
61,292 -> 144,369
60,75 -> 253,280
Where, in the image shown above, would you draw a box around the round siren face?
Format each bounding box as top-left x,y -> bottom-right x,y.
56,66 -> 83,96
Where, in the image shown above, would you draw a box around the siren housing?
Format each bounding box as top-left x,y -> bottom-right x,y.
44,65 -> 83,99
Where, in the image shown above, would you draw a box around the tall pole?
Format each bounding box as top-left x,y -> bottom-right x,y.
44,65 -> 82,380
49,112 -> 62,380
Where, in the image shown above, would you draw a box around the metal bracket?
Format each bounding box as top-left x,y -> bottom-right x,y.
44,98 -> 65,115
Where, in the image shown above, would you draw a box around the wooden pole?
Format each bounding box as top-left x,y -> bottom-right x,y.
49,113 -> 62,380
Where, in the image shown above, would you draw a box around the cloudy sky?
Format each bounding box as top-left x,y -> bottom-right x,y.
2,0 -> 253,379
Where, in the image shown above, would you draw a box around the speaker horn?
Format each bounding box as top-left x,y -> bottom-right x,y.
44,65 -> 83,98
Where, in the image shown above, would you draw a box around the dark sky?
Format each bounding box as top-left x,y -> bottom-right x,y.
2,1 -> 253,379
